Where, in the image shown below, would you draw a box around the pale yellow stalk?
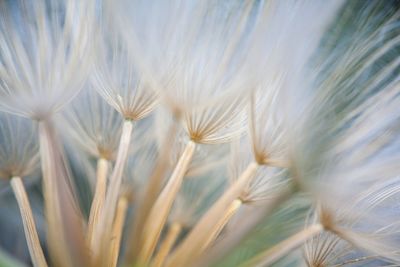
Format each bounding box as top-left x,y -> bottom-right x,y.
200,198 -> 242,252
241,224 -> 324,267
126,121 -> 178,262
93,120 -> 133,256
191,187 -> 296,267
109,196 -> 129,267
138,140 -> 196,265
39,121 -> 73,267
151,223 -> 182,267
87,158 -> 108,248
165,162 -> 259,267
10,176 -> 48,267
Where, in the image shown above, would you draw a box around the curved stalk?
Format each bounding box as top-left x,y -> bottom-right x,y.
241,224 -> 324,267
39,120 -> 88,267
93,120 -> 133,257
10,176 -> 48,267
109,196 -> 129,267
200,198 -> 242,252
151,223 -> 182,267
194,186 -> 296,267
87,158 -> 108,248
138,140 -> 196,265
126,121 -> 178,262
165,162 -> 258,267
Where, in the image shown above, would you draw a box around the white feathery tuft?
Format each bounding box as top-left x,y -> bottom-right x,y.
62,86 -> 124,161
0,112 -> 39,179
0,0 -> 94,119
113,0 -> 254,144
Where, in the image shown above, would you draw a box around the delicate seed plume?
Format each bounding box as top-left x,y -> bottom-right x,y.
0,112 -> 39,179
63,86 -> 124,161
92,30 -> 157,121
0,0 -> 93,119
0,1 -> 399,267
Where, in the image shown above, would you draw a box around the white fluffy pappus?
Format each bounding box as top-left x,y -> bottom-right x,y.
112,0 -> 255,144
62,86 -> 124,161
0,0 -> 94,119
92,30 -> 158,122
0,112 -> 39,180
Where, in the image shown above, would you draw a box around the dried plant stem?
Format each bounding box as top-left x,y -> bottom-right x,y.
332,255 -> 380,267
165,162 -> 259,267
151,222 -> 182,267
39,121 -> 73,267
126,121 -> 178,262
194,186 -> 296,267
93,120 -> 133,256
241,223 -> 324,267
10,176 -> 48,267
39,121 -> 62,263
138,140 -> 196,265
87,158 -> 108,248
200,198 -> 242,252
109,196 -> 129,267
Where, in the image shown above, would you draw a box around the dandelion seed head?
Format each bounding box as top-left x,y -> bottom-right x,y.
0,112 -> 39,179
249,81 -> 288,166
0,0 -> 94,119
62,86 -> 124,161
112,0 -> 254,144
304,205 -> 400,267
229,137 -> 288,204
169,129 -> 230,177
92,26 -> 158,121
0,1 -> 399,266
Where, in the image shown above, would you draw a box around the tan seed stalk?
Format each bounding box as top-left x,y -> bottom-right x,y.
109,196 -> 129,267
151,222 -> 182,267
138,140 -> 196,265
126,121 -> 178,262
93,120 -> 133,256
200,198 -> 242,252
10,176 -> 48,267
165,162 -> 259,267
39,121 -> 72,267
87,158 -> 108,248
241,223 -> 324,267
191,187 -> 296,267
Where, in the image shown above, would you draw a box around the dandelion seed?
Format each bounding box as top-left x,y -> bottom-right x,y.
0,113 -> 39,180
113,1 -> 257,263
90,14 -> 160,259
63,86 -> 124,161
1,1 -> 399,267
0,112 -> 46,267
0,0 -> 93,119
92,36 -> 157,121
0,2 -> 94,263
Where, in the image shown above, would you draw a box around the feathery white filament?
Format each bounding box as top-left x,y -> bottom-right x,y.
0,0 -> 93,119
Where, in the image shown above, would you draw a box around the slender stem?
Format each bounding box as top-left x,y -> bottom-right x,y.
332,255 -> 380,267
39,121 -> 58,239
38,121 -> 71,267
93,120 -> 133,257
200,198 -> 242,252
151,223 -> 182,267
194,186 -> 295,267
165,162 -> 258,267
126,121 -> 178,262
138,140 -> 196,265
109,196 -> 129,267
10,176 -> 48,267
87,158 -> 108,248
241,224 -> 324,267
